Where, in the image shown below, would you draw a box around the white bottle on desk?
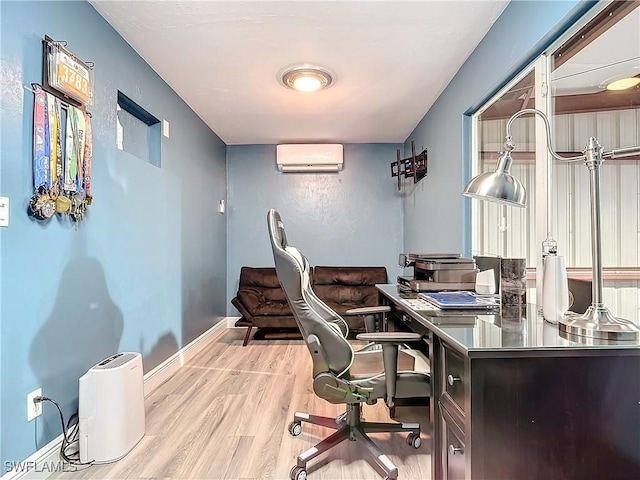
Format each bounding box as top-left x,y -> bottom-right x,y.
542,254 -> 569,324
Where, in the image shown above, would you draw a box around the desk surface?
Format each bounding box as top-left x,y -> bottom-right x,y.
377,284 -> 640,357
379,284 -> 640,479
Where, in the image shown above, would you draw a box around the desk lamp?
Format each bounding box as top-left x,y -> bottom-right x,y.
463,108 -> 640,341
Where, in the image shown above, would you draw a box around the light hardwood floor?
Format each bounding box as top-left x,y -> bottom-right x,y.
52,329 -> 431,480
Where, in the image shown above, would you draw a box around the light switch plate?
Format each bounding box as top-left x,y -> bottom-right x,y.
162,119 -> 170,138
0,196 -> 9,227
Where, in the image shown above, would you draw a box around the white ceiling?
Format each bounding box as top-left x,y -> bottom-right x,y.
552,7 -> 640,95
89,0 -> 509,145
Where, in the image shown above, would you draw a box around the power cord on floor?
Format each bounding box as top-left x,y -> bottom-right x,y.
34,396 -> 94,467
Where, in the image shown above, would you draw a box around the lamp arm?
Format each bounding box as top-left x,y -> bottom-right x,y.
504,108 -> 585,162
603,145 -> 640,159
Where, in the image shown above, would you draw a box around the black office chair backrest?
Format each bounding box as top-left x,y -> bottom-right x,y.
267,209 -> 353,377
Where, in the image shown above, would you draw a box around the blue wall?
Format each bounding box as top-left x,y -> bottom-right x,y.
0,0 -> 602,471
0,1 -> 227,470
402,0 -> 593,256
226,144 -> 404,313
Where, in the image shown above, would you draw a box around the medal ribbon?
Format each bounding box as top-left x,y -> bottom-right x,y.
64,106 -> 77,191
35,90 -> 92,212
75,108 -> 86,194
55,99 -> 63,188
46,93 -> 61,188
83,113 -> 93,197
43,97 -> 51,188
33,87 -> 49,189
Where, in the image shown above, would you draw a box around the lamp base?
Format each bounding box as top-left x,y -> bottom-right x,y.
559,305 -> 640,342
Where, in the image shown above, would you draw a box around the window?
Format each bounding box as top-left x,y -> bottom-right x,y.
549,1 -> 640,318
471,1 -> 640,317
116,91 -> 161,167
472,68 -> 537,264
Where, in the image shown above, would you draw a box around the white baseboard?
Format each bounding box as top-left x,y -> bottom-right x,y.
0,433 -> 68,480
227,316 -> 242,328
1,320 -> 230,480
143,319 -> 228,396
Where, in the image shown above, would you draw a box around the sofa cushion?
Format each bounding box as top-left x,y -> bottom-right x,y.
239,266 -> 282,289
235,266 -> 292,316
313,266 -> 387,314
321,296 -> 375,315
237,288 -> 291,316
313,266 -> 387,286
232,266 -> 388,336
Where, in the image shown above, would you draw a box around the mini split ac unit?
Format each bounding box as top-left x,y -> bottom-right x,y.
276,144 -> 343,172
79,352 -> 145,464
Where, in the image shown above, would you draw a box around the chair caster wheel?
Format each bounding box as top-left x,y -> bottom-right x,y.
407,432 -> 422,449
290,465 -> 307,480
288,421 -> 302,436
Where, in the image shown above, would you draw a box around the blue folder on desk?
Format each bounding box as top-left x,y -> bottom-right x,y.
421,291 -> 498,310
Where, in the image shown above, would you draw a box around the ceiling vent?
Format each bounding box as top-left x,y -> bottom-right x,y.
276,144 -> 343,172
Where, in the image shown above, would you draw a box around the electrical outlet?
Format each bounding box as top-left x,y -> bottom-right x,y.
27,388 -> 42,421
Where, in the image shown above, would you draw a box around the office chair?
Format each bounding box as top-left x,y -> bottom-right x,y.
267,209 -> 430,480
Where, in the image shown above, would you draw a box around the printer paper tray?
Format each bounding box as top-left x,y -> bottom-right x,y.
415,259 -> 476,270
398,277 -> 476,292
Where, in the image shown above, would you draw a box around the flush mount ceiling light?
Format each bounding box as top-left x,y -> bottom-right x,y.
280,64 -> 333,92
605,76 -> 640,91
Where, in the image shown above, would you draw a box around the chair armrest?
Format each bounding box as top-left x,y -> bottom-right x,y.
345,306 -> 391,316
356,331 -> 422,408
356,332 -> 422,343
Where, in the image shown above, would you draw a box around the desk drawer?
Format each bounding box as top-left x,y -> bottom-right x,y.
394,310 -> 431,337
441,342 -> 466,415
440,404 -> 466,480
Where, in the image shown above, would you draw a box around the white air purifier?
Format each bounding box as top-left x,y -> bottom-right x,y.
79,352 -> 145,464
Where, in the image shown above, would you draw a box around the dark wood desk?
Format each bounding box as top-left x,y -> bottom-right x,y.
377,284 -> 640,480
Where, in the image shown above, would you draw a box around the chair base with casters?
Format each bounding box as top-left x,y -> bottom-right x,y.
288,403 -> 421,480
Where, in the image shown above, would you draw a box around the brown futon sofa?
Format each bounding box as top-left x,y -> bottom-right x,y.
231,265 -> 388,345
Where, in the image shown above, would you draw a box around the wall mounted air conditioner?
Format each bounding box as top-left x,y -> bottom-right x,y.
79,352 -> 145,464
276,144 -> 343,172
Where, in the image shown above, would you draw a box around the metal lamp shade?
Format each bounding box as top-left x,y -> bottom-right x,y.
463,170 -> 527,207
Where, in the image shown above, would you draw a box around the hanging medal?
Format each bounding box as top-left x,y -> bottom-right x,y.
46,93 -> 58,199
67,106 -> 87,222
83,112 -> 93,205
64,105 -> 77,192
53,98 -> 71,214
75,108 -> 88,221
29,82 -> 92,221
32,87 -> 47,189
29,88 -> 55,219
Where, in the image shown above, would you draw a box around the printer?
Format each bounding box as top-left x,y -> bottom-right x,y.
397,253 -> 478,292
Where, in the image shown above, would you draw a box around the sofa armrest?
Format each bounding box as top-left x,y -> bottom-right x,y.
231,296 -> 254,321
